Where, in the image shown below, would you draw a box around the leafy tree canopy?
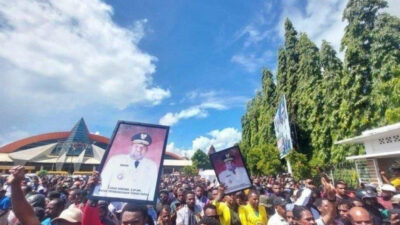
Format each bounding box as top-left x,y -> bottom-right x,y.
191,149 -> 212,170
240,0 -> 400,177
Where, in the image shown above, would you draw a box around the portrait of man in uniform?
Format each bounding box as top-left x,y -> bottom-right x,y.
210,146 -> 252,194
91,121 -> 169,204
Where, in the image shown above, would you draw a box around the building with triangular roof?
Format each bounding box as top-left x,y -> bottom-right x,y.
0,118 -> 191,174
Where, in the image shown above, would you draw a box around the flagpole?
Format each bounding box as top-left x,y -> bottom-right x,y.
286,158 -> 292,175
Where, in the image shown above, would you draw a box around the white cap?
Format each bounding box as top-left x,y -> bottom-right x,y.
381,184 -> 396,193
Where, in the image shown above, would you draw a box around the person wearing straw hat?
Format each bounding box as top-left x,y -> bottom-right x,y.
218,153 -> 249,193
378,184 -> 397,210
95,132 -> 158,201
392,194 -> 400,209
51,207 -> 82,225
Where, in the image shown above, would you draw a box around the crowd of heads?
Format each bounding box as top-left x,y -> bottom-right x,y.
1,166 -> 400,225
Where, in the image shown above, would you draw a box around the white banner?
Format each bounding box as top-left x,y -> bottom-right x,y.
274,95 -> 293,158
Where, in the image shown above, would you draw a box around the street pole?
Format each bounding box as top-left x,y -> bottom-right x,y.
286,158 -> 293,175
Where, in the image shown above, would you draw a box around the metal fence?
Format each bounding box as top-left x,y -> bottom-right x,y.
329,161 -> 359,189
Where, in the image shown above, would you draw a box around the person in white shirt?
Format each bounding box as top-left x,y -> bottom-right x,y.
218,153 -> 250,193
314,198 -> 336,225
94,132 -> 158,201
268,197 -> 289,225
176,191 -> 202,225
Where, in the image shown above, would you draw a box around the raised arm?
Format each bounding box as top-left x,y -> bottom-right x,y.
8,166 -> 40,225
321,176 -> 336,201
320,177 -> 337,225
380,171 -> 391,184
214,185 -> 226,203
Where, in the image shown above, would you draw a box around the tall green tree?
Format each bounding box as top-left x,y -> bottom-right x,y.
259,69 -> 278,145
371,13 -> 400,123
278,19 -> 301,150
286,150 -> 311,180
240,0 -> 400,176
274,20 -> 312,174
334,0 -> 387,162
276,48 -> 287,95
191,149 -> 212,169
282,19 -> 299,108
371,13 -> 400,82
182,165 -> 198,176
340,0 -> 387,129
317,41 -> 344,165
380,66 -> 400,123
295,33 -> 322,160
241,69 -> 280,174
247,144 -> 282,175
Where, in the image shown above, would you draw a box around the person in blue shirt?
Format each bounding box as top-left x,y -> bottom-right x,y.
0,186 -> 11,224
41,198 -> 65,225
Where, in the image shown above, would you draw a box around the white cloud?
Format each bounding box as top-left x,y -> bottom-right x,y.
160,90 -> 248,126
385,0 -> 400,16
159,103 -> 225,126
277,0 -> 399,57
239,25 -> 272,48
231,1 -> 279,72
0,0 -> 170,114
166,127 -> 242,158
276,0 -> 347,56
184,90 -> 248,107
192,128 -> 242,151
166,142 -> 196,158
234,1 -> 278,47
231,50 -> 274,73
234,0 -> 400,69
186,90 -> 218,101
159,107 -> 207,126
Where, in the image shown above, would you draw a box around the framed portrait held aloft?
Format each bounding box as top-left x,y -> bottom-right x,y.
209,146 -> 252,194
90,121 -> 169,204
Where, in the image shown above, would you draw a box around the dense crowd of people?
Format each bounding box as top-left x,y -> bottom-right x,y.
1,165 -> 400,225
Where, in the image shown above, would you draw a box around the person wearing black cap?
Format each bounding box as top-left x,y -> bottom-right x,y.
218,153 -> 250,193
97,132 -> 158,201
356,188 -> 385,225
267,197 -> 288,225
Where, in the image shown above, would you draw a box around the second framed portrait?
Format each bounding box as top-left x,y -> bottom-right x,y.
209,146 -> 252,194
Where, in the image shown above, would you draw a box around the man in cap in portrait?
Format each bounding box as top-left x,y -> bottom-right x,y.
218,152 -> 250,193
96,132 -> 158,201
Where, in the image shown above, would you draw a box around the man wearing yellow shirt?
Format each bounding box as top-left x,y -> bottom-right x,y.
212,186 -> 244,225
381,163 -> 400,191
239,190 -> 268,225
